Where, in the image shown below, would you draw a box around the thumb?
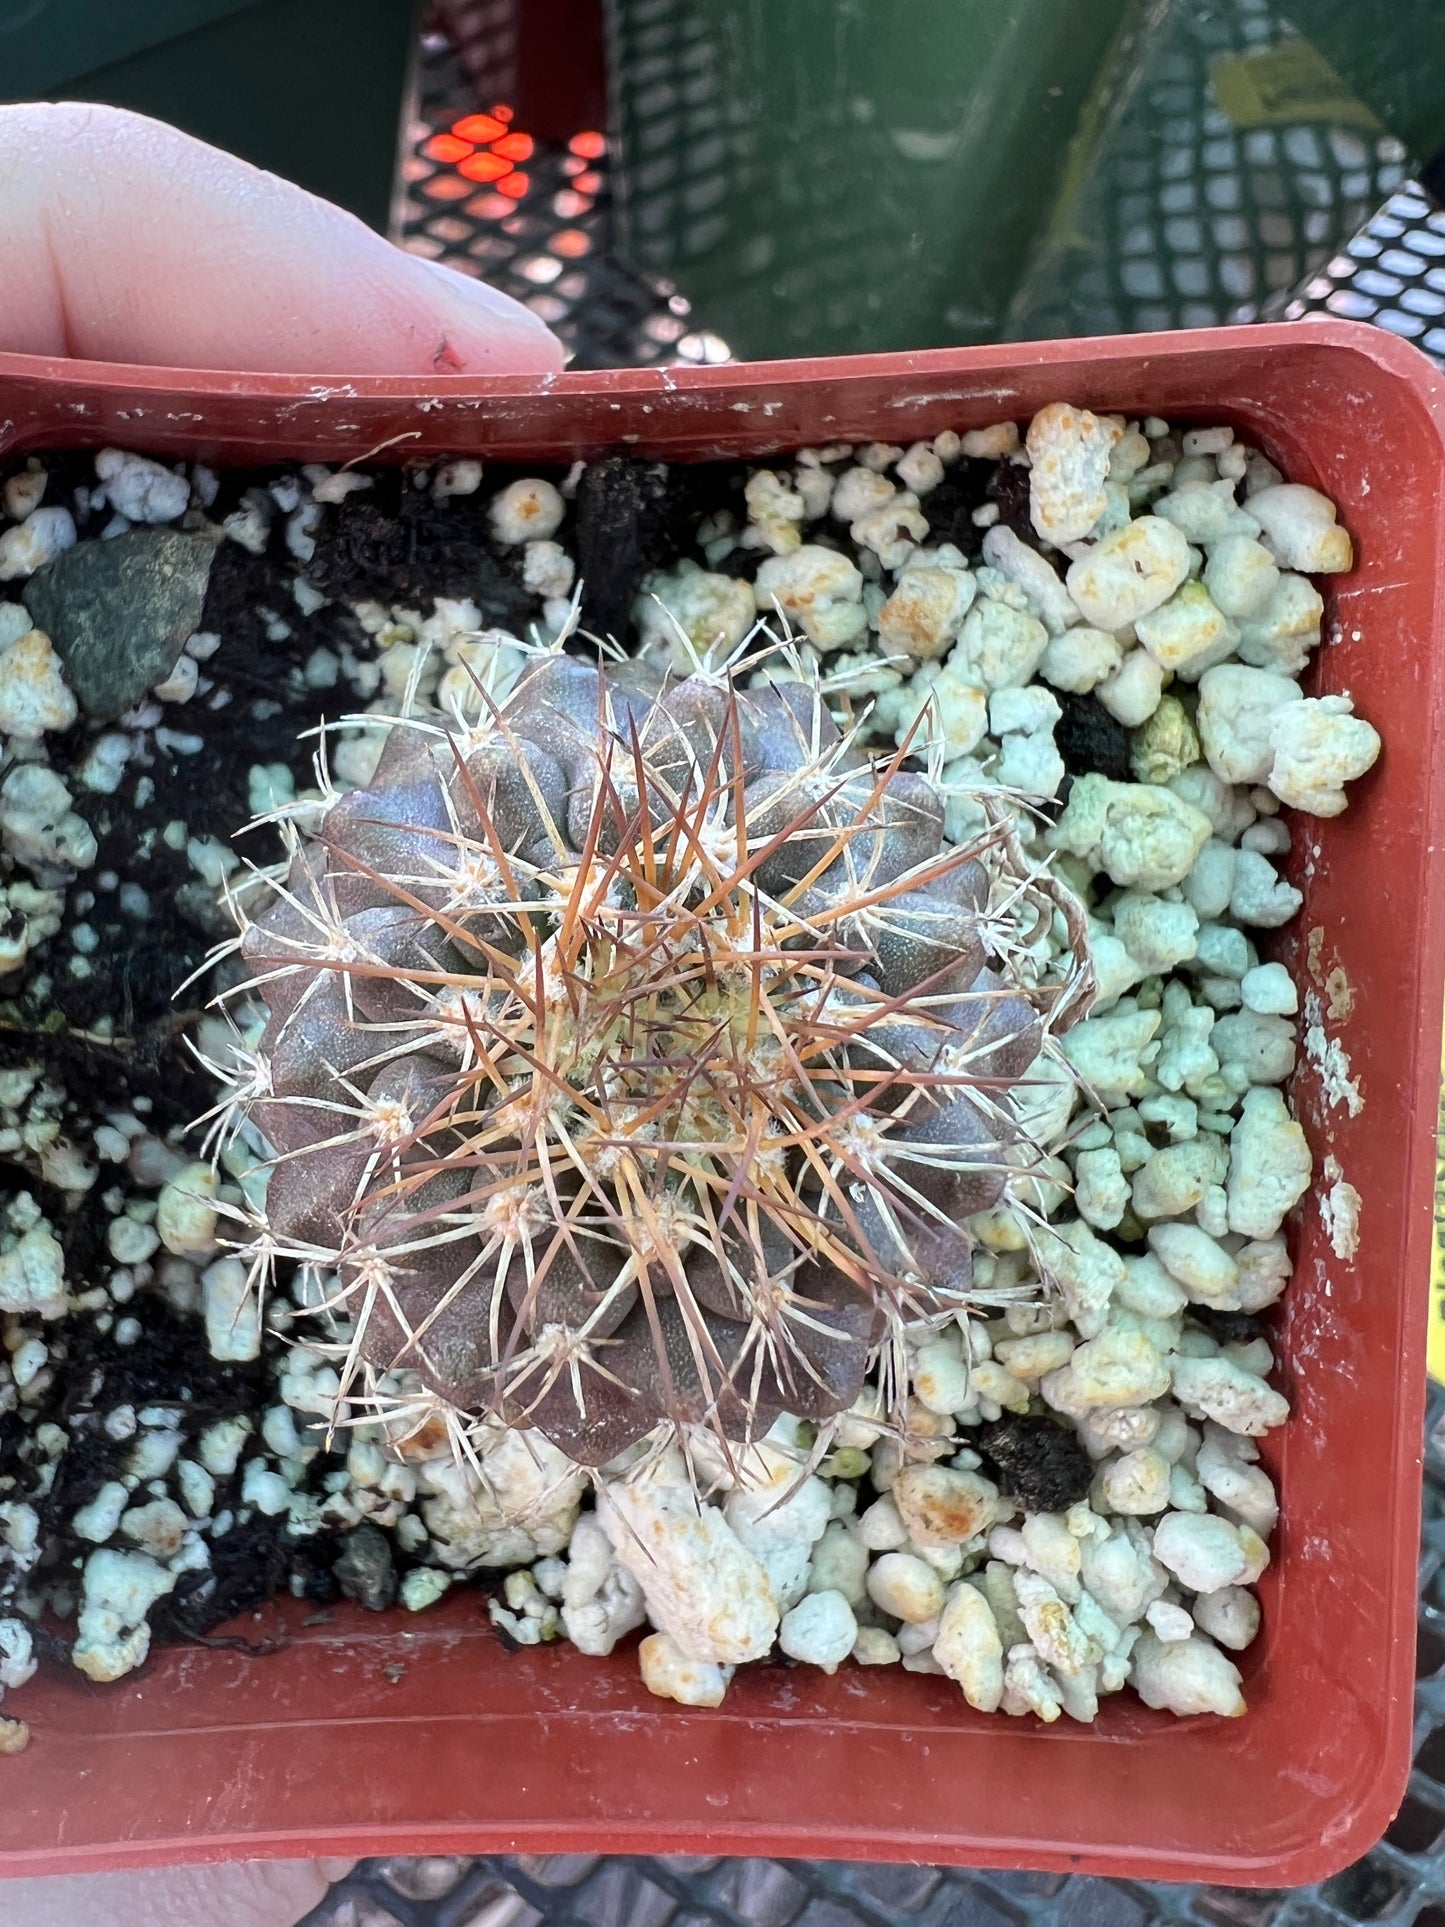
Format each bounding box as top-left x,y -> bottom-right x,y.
0,101 -> 562,377
0,1857 -> 358,1927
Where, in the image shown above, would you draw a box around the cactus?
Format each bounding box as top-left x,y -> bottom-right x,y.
219,649 -> 1090,1467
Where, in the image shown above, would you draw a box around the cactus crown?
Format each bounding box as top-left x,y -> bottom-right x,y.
217,647 -> 1086,1466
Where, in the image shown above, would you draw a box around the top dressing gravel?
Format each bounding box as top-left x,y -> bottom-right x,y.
0,408 -> 1378,1746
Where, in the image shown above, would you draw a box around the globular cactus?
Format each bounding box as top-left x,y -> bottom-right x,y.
222,649 -> 1089,1466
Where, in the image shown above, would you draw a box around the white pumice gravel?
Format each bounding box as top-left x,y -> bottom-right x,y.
0,415 -> 1375,1739
0,627 -> 78,740
637,1631 -> 733,1707
93,448 -> 190,525
0,506 -> 76,580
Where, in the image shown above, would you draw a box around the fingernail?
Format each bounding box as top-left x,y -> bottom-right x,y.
412,254 -> 564,358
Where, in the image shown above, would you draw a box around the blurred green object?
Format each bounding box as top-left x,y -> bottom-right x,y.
0,0 -> 421,233
606,0 -> 1135,360
1288,0 -> 1445,163
605,0 -> 1435,358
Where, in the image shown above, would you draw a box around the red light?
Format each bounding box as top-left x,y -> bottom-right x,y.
452,112 -> 507,143
491,131 -> 534,162
423,133 -> 473,164
552,228 -> 591,258
496,171 -> 530,199
421,175 -> 474,202
458,151 -> 513,183
569,130 -> 606,158
574,170 -> 602,195
490,104 -> 515,122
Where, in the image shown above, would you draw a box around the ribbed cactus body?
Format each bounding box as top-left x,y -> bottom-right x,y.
234,654 -> 1068,1465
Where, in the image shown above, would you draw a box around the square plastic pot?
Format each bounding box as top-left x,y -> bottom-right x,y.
1,320 -> 1442,1886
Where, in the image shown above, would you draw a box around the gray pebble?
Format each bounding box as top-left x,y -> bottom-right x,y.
22,529 -> 219,721
332,1523 -> 397,1612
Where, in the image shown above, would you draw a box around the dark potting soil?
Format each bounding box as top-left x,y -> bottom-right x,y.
6,1285 -> 352,1645
974,1413 -> 1096,1514
571,455 -> 749,642
984,458 -> 1036,544
0,445 -> 1126,1671
1054,692 -> 1135,785
1188,1307 -> 1263,1348
918,458 -> 1019,559
1,450 -> 783,1660
305,487 -> 536,630
153,1514 -> 346,1644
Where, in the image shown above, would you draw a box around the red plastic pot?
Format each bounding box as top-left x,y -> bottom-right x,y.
1,321 -> 1443,1886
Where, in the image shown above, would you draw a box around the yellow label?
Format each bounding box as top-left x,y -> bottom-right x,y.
1432,996 -> 1445,1385
1211,40 -> 1383,133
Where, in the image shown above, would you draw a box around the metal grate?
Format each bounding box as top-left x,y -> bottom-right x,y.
1002,0 -> 1414,341
395,26 -> 730,369
399,3 -> 1424,367
581,0 -> 1415,356
1266,180 -> 1445,354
